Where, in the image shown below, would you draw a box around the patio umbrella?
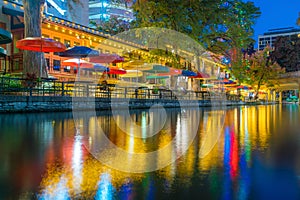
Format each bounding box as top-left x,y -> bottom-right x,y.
58,46 -> 99,78
16,37 -> 66,76
237,85 -> 251,90
143,64 -> 170,73
0,28 -> 12,44
89,53 -> 124,63
120,69 -> 143,78
103,67 -> 126,75
190,72 -> 210,79
93,63 -> 109,72
181,70 -> 197,77
146,75 -> 169,79
62,58 -> 94,69
157,67 -> 182,76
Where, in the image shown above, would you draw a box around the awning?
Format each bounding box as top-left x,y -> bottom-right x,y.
2,3 -> 24,17
0,28 -> 12,44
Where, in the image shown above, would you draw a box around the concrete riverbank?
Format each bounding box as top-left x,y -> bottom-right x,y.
0,95 -> 246,113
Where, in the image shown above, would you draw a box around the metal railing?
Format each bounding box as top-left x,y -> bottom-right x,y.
0,76 -> 240,101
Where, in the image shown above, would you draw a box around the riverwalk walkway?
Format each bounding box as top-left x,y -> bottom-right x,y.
0,76 -> 271,113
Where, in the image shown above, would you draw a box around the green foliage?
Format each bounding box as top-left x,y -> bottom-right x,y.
0,74 -> 22,88
230,47 -> 285,97
91,16 -> 131,35
132,0 -> 260,56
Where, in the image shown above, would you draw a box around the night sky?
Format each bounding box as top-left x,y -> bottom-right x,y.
251,0 -> 299,47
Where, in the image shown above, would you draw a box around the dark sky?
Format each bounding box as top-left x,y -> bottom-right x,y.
251,0 -> 299,47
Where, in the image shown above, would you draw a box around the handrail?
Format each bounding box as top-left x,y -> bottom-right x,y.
0,76 -> 240,101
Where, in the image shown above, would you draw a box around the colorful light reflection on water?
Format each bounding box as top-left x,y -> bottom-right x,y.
0,105 -> 299,199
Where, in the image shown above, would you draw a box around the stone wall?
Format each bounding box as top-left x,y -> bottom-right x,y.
0,96 -> 244,113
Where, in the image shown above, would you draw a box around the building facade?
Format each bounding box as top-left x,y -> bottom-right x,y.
258,27 -> 300,50
89,0 -> 134,24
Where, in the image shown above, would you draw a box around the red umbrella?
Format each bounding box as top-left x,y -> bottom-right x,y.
190,72 -> 210,79
89,53 -> 124,63
103,67 -> 127,75
16,37 -> 66,52
16,37 -> 66,77
62,58 -> 94,68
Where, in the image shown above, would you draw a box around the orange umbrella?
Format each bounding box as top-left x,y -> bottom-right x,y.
16,37 -> 66,52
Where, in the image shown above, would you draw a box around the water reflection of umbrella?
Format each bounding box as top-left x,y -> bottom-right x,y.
16,37 -> 66,76
58,46 -> 99,78
0,28 -> 12,44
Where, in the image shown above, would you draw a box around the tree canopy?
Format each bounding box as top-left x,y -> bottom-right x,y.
230,46 -> 284,98
132,0 -> 261,57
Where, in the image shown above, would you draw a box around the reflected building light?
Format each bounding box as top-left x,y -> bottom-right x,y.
38,176 -> 70,200
119,179 -> 134,200
72,135 -> 83,194
95,173 -> 114,200
229,127 -> 238,179
128,127 -> 134,154
244,109 -> 251,163
141,112 -> 147,141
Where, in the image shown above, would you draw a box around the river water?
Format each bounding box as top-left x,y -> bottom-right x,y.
0,104 -> 299,199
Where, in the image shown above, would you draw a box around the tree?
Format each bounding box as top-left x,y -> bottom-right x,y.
22,0 -> 82,78
231,47 -> 284,99
23,0 -> 47,78
90,17 -> 131,35
131,0 -> 260,58
270,36 -> 300,72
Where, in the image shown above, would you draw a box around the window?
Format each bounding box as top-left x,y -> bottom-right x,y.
64,39 -> 71,48
46,58 -> 50,70
74,42 -> 80,46
105,50 -> 110,54
42,34 -> 50,38
53,37 -> 61,42
53,59 -> 61,71
98,48 -> 103,53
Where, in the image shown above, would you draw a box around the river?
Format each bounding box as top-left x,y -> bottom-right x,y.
0,104 -> 299,199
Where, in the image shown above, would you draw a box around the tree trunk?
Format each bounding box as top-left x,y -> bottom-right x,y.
23,0 -> 47,78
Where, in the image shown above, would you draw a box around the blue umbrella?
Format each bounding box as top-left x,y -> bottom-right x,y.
181,70 -> 197,76
58,46 -> 99,58
58,46 -> 99,78
93,63 -> 109,72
